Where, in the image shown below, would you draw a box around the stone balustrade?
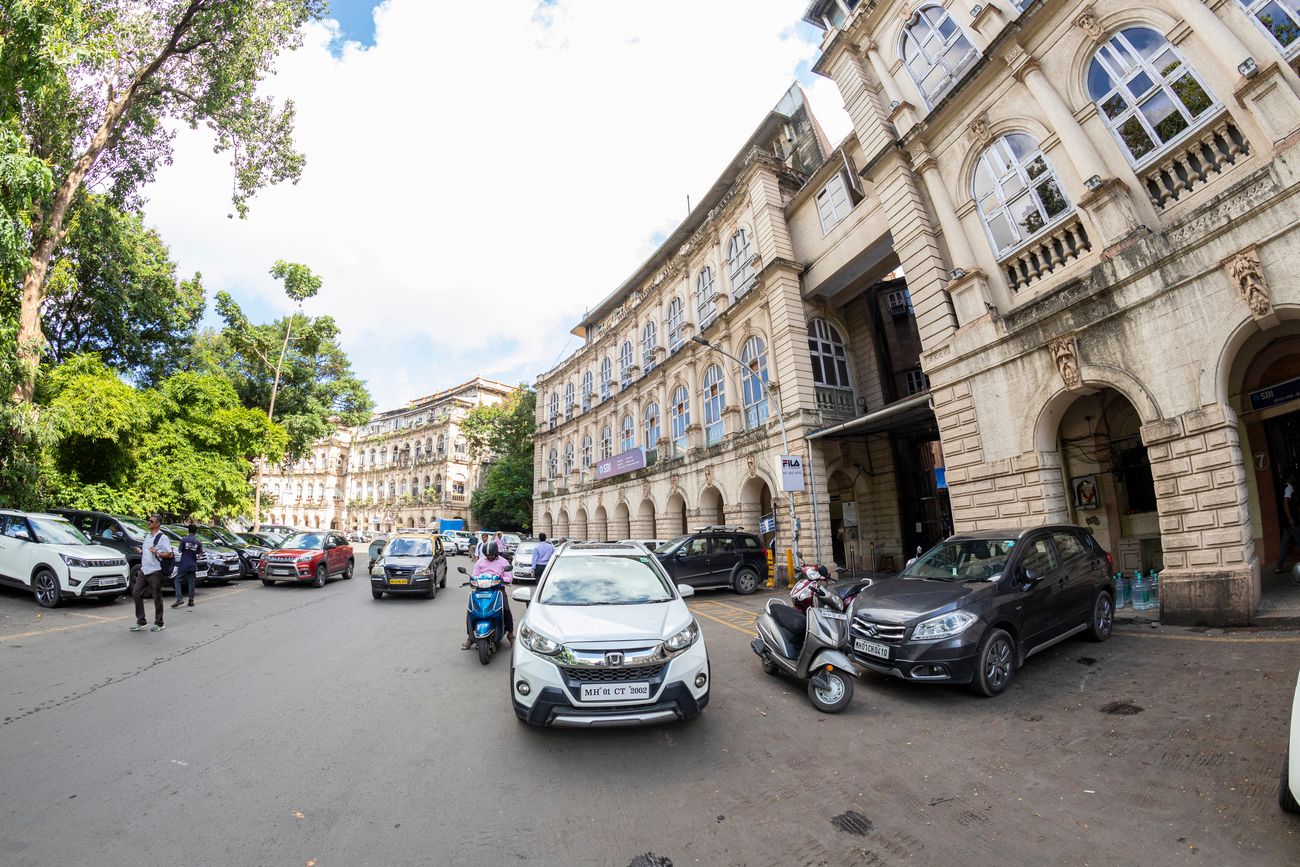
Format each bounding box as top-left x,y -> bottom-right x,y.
1002,214 -> 1093,293
1141,113 -> 1248,209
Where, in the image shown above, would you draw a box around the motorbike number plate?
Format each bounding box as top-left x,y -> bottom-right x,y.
388,578 -> 409,585
580,682 -> 650,703
822,611 -> 847,620
854,638 -> 891,660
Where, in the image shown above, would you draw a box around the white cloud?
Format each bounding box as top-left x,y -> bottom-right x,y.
142,0 -> 852,410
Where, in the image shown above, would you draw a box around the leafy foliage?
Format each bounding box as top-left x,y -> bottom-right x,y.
464,387 -> 536,531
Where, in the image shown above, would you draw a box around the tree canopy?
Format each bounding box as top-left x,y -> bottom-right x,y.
463,387 -> 536,531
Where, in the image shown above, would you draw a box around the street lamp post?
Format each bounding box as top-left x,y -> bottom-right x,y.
691,335 -> 799,583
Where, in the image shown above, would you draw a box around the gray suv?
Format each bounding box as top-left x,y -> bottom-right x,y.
655,527 -> 767,595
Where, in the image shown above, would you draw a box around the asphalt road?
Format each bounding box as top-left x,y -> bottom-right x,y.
1,553 -> 1298,866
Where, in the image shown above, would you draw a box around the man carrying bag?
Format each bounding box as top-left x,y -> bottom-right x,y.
132,515 -> 174,632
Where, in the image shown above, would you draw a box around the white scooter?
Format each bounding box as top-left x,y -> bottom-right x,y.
750,583 -> 859,713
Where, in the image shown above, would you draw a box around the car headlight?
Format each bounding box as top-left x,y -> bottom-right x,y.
295,554 -> 314,562
60,554 -> 90,568
664,620 -> 699,652
519,623 -> 561,656
911,611 -> 978,641
416,565 -> 434,576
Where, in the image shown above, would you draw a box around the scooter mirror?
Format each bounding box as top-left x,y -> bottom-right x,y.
457,566 -> 468,575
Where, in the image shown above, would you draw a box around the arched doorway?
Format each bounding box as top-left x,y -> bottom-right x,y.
634,499 -> 656,539
697,486 -> 724,528
739,475 -> 774,541
1054,388 -> 1159,574
827,470 -> 855,569
662,492 -> 688,539
573,507 -> 589,541
591,504 -> 609,543
539,511 -> 554,537
611,501 -> 631,540
556,508 -> 570,538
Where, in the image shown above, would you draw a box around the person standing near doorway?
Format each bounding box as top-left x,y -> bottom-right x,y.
531,532 -> 554,581
172,524 -> 203,609
132,515 -> 173,632
1276,471 -> 1300,577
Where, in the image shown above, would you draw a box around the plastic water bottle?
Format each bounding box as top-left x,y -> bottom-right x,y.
1148,569 -> 1159,608
1131,570 -> 1150,611
1117,572 -> 1130,608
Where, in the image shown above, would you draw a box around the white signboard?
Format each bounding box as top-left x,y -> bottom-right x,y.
778,454 -> 805,492
842,501 -> 858,528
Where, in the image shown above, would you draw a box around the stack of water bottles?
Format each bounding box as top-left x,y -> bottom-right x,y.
1113,568 -> 1159,611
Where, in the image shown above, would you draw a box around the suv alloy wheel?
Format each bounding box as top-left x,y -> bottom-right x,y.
734,567 -> 759,595
33,568 -> 62,608
971,627 -> 1015,697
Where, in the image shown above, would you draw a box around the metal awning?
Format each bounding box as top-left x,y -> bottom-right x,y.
806,392 -> 936,441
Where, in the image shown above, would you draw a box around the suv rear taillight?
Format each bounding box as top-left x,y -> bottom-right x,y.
1105,552 -> 1113,570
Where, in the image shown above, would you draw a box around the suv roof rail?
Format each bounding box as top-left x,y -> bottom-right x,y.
693,525 -> 744,533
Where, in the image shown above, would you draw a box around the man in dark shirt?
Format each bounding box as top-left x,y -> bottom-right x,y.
172,524 -> 203,608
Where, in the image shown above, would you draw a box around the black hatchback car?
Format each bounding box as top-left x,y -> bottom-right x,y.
655,527 -> 767,594
369,533 -> 447,599
51,509 -> 210,586
847,524 -> 1115,696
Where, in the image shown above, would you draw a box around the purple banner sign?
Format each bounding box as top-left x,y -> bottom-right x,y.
595,447 -> 646,480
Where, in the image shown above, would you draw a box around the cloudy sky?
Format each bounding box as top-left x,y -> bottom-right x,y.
143,0 -> 852,411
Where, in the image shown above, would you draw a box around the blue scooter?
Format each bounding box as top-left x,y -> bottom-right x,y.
458,566 -> 506,665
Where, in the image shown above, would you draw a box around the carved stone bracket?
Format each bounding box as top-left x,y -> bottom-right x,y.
1048,334 -> 1085,391
1223,244 -> 1278,329
745,452 -> 757,478
1074,6 -> 1103,41
968,113 -> 992,145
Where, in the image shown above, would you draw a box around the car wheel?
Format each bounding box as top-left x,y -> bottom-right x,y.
439,571 -> 447,589
733,568 -> 759,596
261,578 -> 275,587
372,589 -> 384,600
1087,590 -> 1115,642
33,569 -> 62,608
807,666 -> 854,713
971,627 -> 1015,697
1282,753 -> 1300,814
343,559 -> 354,580
312,564 -> 327,588
478,638 -> 491,666
129,563 -> 142,587
424,585 -> 435,599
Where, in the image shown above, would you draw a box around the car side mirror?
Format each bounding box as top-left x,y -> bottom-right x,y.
512,587 -> 533,603
1023,567 -> 1041,584
457,566 -> 468,575
677,584 -> 695,598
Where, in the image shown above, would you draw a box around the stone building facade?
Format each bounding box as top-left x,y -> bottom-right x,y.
261,377 -> 513,533
801,0 -> 1300,623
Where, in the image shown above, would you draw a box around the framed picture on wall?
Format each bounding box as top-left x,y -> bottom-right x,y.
1072,474 -> 1100,510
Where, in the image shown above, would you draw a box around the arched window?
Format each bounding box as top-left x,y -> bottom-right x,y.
666,297 -> 685,351
670,385 -> 691,450
643,401 -> 661,453
563,442 -> 574,475
548,391 -> 560,425
1087,27 -> 1217,165
740,335 -> 770,429
901,6 -> 977,107
434,473 -> 443,493
1238,0 -> 1300,61
296,483 -> 303,498
701,364 -> 727,445
599,424 -> 613,461
619,340 -> 634,385
437,434 -> 445,453
809,318 -> 854,416
695,267 -> 716,327
727,229 -> 756,298
581,434 -> 593,468
400,479 -> 408,496
380,446 -> 388,465
547,448 -> 558,480
564,381 -> 575,418
388,481 -> 396,499
425,437 -> 432,453
414,442 -> 422,459
581,369 -> 593,406
620,414 -> 635,452
973,133 -> 1071,257
599,357 -> 613,400
412,477 -> 420,497
642,321 -> 658,372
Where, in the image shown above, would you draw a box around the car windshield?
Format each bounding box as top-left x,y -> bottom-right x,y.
386,538 -> 433,557
206,526 -> 244,547
537,554 -> 675,605
503,534 -> 521,544
238,533 -> 268,546
658,535 -> 691,555
28,517 -> 91,545
515,542 -> 537,556
902,539 -> 1017,582
113,516 -> 146,541
281,532 -> 325,550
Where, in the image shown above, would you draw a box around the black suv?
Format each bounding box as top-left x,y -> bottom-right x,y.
655,527 -> 767,594
51,509 -> 210,586
847,524 -> 1115,697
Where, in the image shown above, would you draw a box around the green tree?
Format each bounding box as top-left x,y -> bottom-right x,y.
42,195 -> 205,382
463,387 -> 536,531
2,0 -> 325,402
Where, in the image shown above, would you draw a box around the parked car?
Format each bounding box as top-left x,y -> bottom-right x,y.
0,510 -> 130,607
501,533 -> 522,558
621,538 -> 666,552
846,525 -> 1115,697
164,524 -> 242,584
509,541 -> 709,727
258,524 -> 297,540
1282,669 -> 1299,813
655,527 -> 767,595
51,509 -> 210,589
195,524 -> 268,577
512,540 -> 540,581
260,530 -> 354,588
239,531 -> 283,549
370,533 -> 447,599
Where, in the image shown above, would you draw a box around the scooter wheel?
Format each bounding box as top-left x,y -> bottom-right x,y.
478,638 -> 492,666
808,667 -> 854,713
760,652 -> 779,675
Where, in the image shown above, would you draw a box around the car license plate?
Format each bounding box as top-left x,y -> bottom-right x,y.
854,638 -> 891,660
389,578 -> 409,585
272,567 -> 293,576
100,579 -> 122,587
579,682 -> 650,703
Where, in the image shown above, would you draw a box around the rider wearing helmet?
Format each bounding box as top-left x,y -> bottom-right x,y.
461,541 -> 514,650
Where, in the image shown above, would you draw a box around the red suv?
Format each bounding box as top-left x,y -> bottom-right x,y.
259,530 -> 354,588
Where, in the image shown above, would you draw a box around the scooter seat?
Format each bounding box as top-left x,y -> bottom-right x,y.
770,603 -> 807,650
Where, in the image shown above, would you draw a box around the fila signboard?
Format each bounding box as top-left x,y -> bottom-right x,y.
778,454 -> 805,492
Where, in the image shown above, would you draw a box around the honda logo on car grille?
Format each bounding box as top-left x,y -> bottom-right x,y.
604,652 -> 624,667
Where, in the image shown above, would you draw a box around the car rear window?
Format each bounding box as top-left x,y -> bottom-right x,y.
1052,532 -> 1086,561
740,536 -> 762,550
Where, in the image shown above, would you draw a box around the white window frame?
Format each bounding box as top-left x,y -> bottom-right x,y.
619,340 -> 634,386
599,357 -> 613,400
740,336 -> 770,430
564,381 -> 575,418
1237,0 -> 1300,62
815,171 -> 854,234
643,401 -> 661,453
972,133 -> 1073,259
671,385 -> 690,450
808,318 -> 852,390
599,425 -> 613,461
726,229 -> 756,299
548,391 -> 559,426
701,364 -> 726,446
905,368 -> 931,395
620,414 -> 635,453
900,5 -> 978,107
547,448 -> 557,481
581,434 -> 593,468
580,370 -> 593,406
642,321 -> 658,372
695,267 -> 717,328
666,297 -> 685,351
563,442 -> 574,475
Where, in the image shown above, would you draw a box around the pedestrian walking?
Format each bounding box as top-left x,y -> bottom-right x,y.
532,532 -> 554,581
172,524 -> 203,609
1275,471 -> 1300,579
132,515 -> 173,632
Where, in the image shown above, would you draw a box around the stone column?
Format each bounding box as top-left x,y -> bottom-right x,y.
685,352 -> 702,450
912,149 -> 995,326
1171,0 -> 1254,75
863,42 -> 921,136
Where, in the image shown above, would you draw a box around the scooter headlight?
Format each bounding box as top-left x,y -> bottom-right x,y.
664,620 -> 699,652
519,623 -> 561,656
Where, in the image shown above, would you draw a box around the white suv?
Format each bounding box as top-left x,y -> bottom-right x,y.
509,542 -> 709,728
0,510 -> 130,607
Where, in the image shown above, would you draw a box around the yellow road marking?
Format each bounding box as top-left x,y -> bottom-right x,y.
67,611 -> 115,622
698,598 -> 767,618
692,606 -> 758,637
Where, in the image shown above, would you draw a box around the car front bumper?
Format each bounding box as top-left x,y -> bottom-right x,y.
67,568 -> 131,597
370,573 -> 437,593
510,640 -> 709,727
849,632 -> 982,684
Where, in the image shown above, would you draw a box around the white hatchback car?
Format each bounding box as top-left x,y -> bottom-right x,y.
1283,670 -> 1299,814
0,510 -> 131,607
509,542 -> 709,728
